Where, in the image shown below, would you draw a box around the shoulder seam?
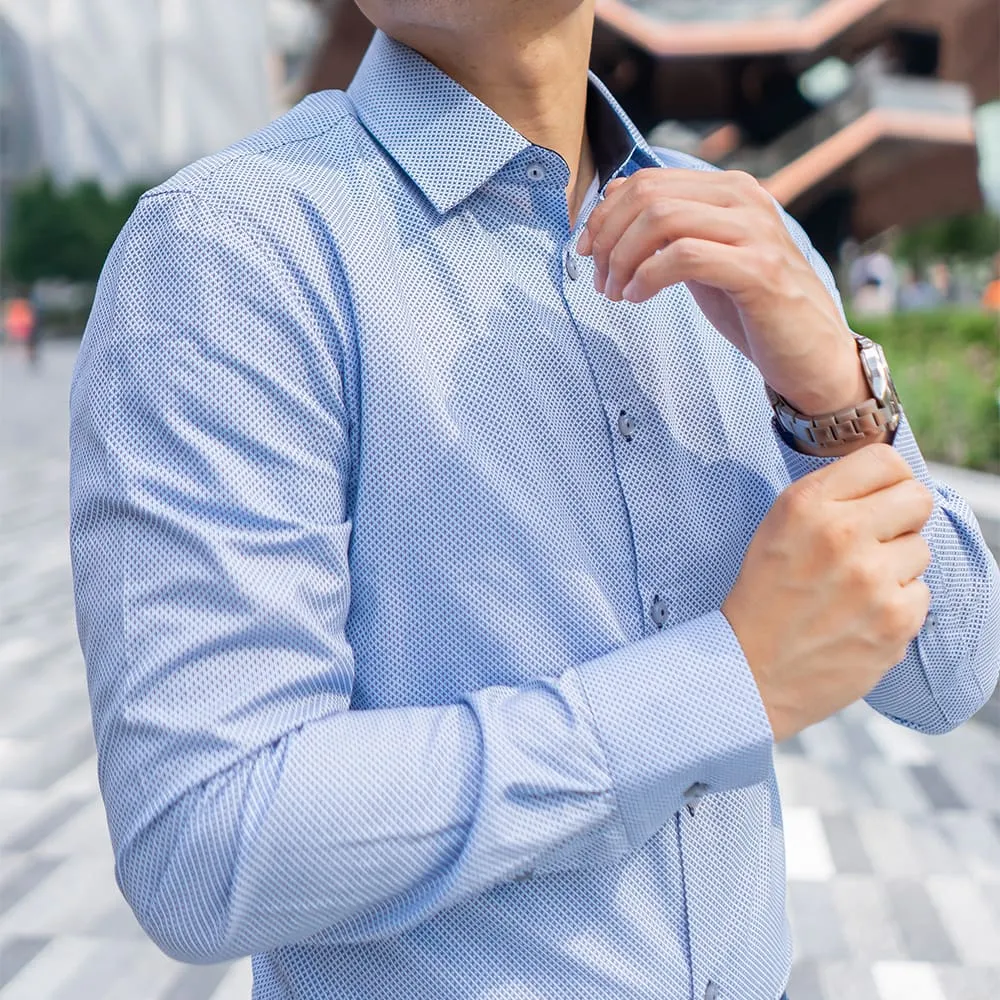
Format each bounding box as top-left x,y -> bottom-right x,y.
148,104 -> 357,199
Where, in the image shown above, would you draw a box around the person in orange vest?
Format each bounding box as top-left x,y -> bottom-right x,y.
982,253 -> 1000,312
4,293 -> 39,365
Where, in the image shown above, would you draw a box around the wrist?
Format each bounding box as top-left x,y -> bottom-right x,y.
782,347 -> 871,417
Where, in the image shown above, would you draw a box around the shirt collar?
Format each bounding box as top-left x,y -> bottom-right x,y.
346,29 -> 659,215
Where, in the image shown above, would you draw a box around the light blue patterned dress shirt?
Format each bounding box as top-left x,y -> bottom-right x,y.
69,29 -> 1000,1000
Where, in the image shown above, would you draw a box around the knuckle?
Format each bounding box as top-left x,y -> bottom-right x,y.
815,513 -> 857,557
845,554 -> 880,594
878,596 -> 913,644
668,237 -> 701,266
755,246 -> 784,282
869,442 -> 911,479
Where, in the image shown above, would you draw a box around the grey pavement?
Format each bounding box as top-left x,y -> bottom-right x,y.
2,340 -> 999,1000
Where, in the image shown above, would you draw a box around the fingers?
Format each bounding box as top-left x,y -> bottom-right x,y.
811,443 -> 915,501
576,168 -> 771,261
899,577 -> 933,634
882,532 -> 933,584
599,201 -> 754,300
862,478 -> 936,542
615,237 -> 764,303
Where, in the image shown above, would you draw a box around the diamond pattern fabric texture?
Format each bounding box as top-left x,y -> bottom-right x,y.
68,28 -> 1000,1000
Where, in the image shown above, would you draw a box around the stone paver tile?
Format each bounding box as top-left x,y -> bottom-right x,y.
937,812 -> 1000,878
48,938 -> 180,1000
856,810 -> 925,878
860,759 -> 931,815
0,727 -> 95,791
0,855 -> 63,918
37,799 -> 113,858
924,875 -> 1000,966
787,882 -> 848,960
45,756 -> 99,801
209,960 -> 253,1000
798,718 -> 852,764
884,880 -> 959,964
0,792 -> 59,845
829,875 -> 905,961
905,814 -> 966,876
0,856 -> 123,939
0,935 -> 103,1000
865,716 -> 936,766
161,963 -> 232,1000
935,756 -> 1000,813
934,966 -> 1000,1000
773,757 -> 848,811
0,938 -> 50,990
821,813 -> 873,874
871,961 -> 947,1000
4,798 -> 88,852
909,766 -> 967,811
99,941 -> 189,1000
785,808 -> 835,881
786,959 -> 825,1000
817,961 -> 880,1000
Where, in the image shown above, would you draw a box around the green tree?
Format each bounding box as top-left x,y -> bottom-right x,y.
3,174 -> 148,284
895,211 -> 1000,266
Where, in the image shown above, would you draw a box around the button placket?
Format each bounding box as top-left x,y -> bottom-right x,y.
650,595 -> 668,629
564,248 -> 579,281
684,781 -> 710,816
617,409 -> 636,441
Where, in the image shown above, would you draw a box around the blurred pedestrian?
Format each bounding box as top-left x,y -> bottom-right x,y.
982,253 -> 1000,312
928,261 -> 957,306
849,250 -> 895,315
3,294 -> 39,365
898,264 -> 941,312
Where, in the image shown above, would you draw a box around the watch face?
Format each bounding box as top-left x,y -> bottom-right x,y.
862,342 -> 896,407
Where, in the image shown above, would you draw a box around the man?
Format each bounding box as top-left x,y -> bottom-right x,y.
69,2 -> 999,999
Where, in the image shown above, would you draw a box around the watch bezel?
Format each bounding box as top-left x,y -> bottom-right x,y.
854,335 -> 901,428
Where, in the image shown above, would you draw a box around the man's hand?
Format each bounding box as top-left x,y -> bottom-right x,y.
576,168 -> 869,417
722,445 -> 934,743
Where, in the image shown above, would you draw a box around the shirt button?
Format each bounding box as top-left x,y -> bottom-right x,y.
650,596 -> 668,629
704,982 -> 719,1000
526,163 -> 546,182
513,869 -> 534,883
617,409 -> 635,441
685,781 -> 710,816
564,248 -> 579,281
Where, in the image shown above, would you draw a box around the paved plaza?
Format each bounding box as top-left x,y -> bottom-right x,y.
1,340 -> 999,1000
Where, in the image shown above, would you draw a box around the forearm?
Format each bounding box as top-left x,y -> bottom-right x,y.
865,427 -> 1000,731
114,615 -> 774,964
780,417 -> 1000,731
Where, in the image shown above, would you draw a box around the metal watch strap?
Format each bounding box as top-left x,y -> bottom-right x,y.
767,387 -> 899,449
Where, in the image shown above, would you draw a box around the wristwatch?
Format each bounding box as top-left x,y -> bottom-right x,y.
767,334 -> 902,453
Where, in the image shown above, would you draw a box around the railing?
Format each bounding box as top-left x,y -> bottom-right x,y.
619,0 -> 829,22
723,75 -> 974,177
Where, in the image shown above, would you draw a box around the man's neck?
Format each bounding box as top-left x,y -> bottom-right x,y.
385,1 -> 598,228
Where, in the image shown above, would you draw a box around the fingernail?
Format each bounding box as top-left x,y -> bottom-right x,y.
576,231 -> 588,254
622,281 -> 640,302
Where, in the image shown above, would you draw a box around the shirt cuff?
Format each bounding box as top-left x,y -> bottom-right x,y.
776,412 -> 932,488
574,610 -> 775,850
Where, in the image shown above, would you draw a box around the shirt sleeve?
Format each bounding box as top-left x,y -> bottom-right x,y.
69,188 -> 775,965
774,221 -> 1000,734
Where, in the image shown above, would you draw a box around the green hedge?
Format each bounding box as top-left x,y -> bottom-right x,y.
850,311 -> 999,473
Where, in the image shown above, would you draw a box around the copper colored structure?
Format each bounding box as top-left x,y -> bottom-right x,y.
305,1 -> 998,259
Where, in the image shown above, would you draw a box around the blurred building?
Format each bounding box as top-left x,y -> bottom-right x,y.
306,0 -> 999,259
0,0 -> 322,194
